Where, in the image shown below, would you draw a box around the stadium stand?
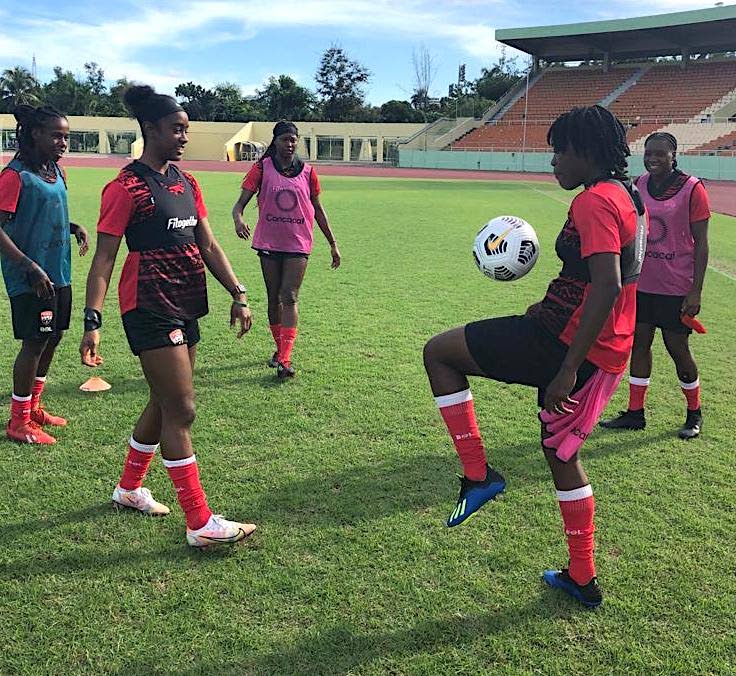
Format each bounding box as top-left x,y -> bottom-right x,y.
446,6 -> 736,154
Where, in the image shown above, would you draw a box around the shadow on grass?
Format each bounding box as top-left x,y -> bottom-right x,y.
0,503 -> 251,580
113,595 -> 575,676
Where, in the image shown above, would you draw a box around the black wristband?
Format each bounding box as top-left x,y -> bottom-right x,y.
83,307 -> 102,331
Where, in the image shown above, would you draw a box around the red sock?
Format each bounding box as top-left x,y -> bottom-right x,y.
163,455 -> 212,530
31,377 -> 46,412
279,327 -> 298,365
118,437 -> 158,491
435,390 -> 488,481
628,376 -> 649,411
680,378 -> 701,411
558,486 -> 596,585
10,394 -> 32,426
269,323 -> 281,351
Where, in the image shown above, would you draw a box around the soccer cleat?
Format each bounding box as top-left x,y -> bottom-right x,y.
267,351 -> 279,368
31,407 -> 68,427
112,485 -> 171,516
447,465 -> 506,528
599,409 -> 645,430
678,408 -> 702,440
186,514 -> 257,548
277,361 -> 296,379
542,568 -> 603,608
6,419 -> 57,445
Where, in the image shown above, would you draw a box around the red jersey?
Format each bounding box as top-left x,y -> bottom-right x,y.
526,182 -> 641,374
97,161 -> 209,319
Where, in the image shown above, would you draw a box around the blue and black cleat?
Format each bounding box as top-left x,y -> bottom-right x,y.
542,568 -> 603,609
446,465 -> 506,528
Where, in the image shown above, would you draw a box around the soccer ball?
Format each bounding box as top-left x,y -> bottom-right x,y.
472,215 -> 539,282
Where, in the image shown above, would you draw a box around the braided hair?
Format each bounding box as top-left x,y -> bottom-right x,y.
547,105 -> 630,183
13,104 -> 67,172
644,132 -> 678,169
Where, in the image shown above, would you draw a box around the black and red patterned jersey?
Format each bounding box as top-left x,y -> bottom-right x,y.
97,161 -> 208,319
525,181 -> 642,374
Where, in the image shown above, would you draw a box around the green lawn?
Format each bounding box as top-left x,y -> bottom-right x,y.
1,170 -> 734,675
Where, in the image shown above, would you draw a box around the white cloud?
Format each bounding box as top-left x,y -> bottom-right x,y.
0,0 -> 503,88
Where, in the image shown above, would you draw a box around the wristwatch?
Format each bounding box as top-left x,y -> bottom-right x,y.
231,283 -> 247,298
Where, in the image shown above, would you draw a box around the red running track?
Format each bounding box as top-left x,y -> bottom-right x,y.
58,156 -> 736,217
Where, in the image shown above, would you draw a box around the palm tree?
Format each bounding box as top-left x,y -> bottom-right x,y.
0,66 -> 41,110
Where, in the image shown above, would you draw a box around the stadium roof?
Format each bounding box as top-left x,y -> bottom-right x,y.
495,5 -> 736,62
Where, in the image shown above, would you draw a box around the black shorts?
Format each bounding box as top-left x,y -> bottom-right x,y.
10,285 -> 72,341
122,308 -> 201,356
255,249 -> 309,260
465,315 -> 597,407
636,291 -> 690,334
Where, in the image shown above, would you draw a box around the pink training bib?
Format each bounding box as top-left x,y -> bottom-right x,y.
636,174 -> 699,296
251,157 -> 316,254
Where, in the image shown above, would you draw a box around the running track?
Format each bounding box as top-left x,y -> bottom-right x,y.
60,156 -> 736,217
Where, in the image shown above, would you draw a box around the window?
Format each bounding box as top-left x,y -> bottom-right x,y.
69,131 -> 99,153
107,131 -> 137,155
316,136 -> 344,161
350,137 -> 378,162
1,129 -> 18,152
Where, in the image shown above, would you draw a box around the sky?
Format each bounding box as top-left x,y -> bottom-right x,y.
0,0 -> 731,105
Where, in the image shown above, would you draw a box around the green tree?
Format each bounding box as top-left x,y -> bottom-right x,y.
474,51 -> 521,103
0,66 -> 41,111
256,75 -> 315,121
106,77 -> 131,117
43,67 -> 94,115
175,82 -> 219,121
379,100 -> 422,123
315,46 -> 371,121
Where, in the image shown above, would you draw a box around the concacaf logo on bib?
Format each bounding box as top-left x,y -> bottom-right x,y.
39,310 -> 54,332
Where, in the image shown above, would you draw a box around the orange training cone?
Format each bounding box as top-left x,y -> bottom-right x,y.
80,376 -> 112,392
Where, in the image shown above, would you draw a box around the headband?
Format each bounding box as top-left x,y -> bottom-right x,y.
139,95 -> 185,123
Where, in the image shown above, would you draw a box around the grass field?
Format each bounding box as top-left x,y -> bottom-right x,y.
1,169 -> 735,675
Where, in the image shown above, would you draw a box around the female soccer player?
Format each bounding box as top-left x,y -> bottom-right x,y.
232,121 -> 340,379
423,106 -> 646,608
0,105 -> 88,445
80,85 -> 256,548
600,132 -> 710,439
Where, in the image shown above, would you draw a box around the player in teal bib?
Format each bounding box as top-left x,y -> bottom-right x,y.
0,105 -> 89,444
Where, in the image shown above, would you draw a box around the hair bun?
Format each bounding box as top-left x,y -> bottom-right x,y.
123,85 -> 157,115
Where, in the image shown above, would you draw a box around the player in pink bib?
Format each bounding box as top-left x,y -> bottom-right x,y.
600,133 -> 710,439
232,121 -> 341,379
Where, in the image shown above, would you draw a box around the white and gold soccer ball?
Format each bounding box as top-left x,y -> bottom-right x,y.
472,215 -> 539,282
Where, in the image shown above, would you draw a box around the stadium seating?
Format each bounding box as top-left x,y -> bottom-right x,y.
451,60 -> 736,152
691,129 -> 736,154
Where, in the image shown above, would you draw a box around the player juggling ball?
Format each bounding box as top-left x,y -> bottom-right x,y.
422,106 -> 647,608
80,85 -> 256,548
600,132 -> 710,439
0,104 -> 89,445
232,121 -> 340,379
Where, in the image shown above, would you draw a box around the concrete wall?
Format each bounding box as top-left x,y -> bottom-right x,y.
1,115 -> 424,162
399,149 -> 736,181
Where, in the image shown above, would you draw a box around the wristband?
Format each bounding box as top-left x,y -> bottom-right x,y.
83,307 -> 102,331
232,299 -> 249,308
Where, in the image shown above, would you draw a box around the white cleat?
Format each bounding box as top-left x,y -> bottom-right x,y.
112,485 -> 171,516
186,514 -> 257,548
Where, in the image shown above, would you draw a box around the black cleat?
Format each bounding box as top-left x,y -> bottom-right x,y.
599,409 -> 645,430
267,351 -> 279,368
542,568 -> 603,608
678,408 -> 702,440
277,361 -> 296,379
